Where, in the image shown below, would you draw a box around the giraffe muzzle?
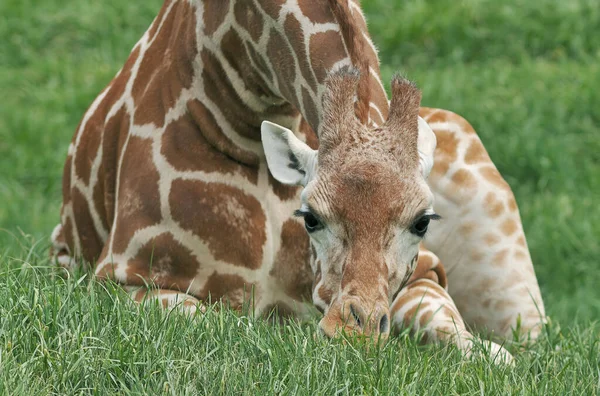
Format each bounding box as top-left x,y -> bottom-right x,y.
318,297 -> 391,341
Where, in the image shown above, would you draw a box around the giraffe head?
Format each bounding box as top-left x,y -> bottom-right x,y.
262,68 -> 437,340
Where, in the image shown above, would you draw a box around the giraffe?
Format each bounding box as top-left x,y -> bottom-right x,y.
50,0 -> 545,362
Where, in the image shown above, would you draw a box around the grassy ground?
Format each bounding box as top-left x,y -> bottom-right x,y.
1,0 -> 599,393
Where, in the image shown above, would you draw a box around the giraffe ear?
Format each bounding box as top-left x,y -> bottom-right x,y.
417,116 -> 436,178
261,121 -> 317,186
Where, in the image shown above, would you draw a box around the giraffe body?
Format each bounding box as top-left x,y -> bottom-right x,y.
51,0 -> 544,360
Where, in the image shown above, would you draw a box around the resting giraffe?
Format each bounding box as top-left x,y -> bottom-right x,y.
50,0 -> 545,361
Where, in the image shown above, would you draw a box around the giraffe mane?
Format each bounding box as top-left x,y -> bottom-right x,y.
327,0 -> 371,125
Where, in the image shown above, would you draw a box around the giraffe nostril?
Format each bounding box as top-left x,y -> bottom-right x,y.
349,304 -> 362,328
379,313 -> 389,334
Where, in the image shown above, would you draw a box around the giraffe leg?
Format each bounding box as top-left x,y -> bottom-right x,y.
420,107 -> 546,343
126,287 -> 206,316
391,253 -> 513,364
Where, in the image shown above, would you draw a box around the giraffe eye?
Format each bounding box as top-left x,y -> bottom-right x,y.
303,213 -> 322,233
411,217 -> 430,237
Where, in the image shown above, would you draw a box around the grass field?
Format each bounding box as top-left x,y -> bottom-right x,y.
1,0 -> 599,393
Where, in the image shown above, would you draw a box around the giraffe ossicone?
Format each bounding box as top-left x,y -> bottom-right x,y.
50,0 -> 544,363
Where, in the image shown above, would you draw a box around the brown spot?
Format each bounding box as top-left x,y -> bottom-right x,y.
221,29 -> 275,99
431,129 -> 459,175
170,179 -> 266,269
187,99 -> 260,167
199,272 -> 253,307
63,216 -> 75,256
95,262 -> 119,280
517,235 -> 527,247
202,46 -> 264,140
267,170 -> 301,201
62,155 -> 73,205
74,112 -> 103,186
451,169 -> 477,190
500,218 -> 519,236
203,0 -> 230,36
507,196 -> 518,211
493,249 -> 509,265
514,250 -> 528,261
267,27 -> 299,103
479,166 -> 511,192
270,219 -> 313,301
92,162 -> 109,232
234,1 -> 263,42
148,0 -> 174,41
470,250 -> 484,262
111,136 -> 162,254
484,233 -> 501,246
464,139 -> 489,164
298,0 -> 334,23
419,107 -> 437,120
71,189 -> 104,263
458,221 -> 477,236
484,192 -> 505,218
125,233 -> 200,291
260,0 -> 285,19
132,1 -> 197,127
308,30 -> 347,84
284,13 -> 318,92
161,113 -> 258,183
102,106 -> 130,226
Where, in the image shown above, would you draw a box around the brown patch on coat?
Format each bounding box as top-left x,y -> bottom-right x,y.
111,136 -> 162,254
203,0 -> 230,36
71,189 -> 104,263
169,179 -> 266,269
298,0 -> 334,23
201,47 -> 264,141
270,219 -> 313,301
268,171 -> 301,201
267,27 -> 299,104
500,218 -> 519,236
484,233 -> 501,246
126,232 -> 200,290
62,155 -> 73,206
479,166 -> 511,192
234,1 -> 264,42
451,169 -> 477,190
308,30 -> 347,84
484,192 -> 505,218
260,0 -> 286,20
493,249 -> 509,265
431,129 -> 459,175
283,13 -> 319,93
92,162 -> 109,232
161,113 -> 258,183
187,99 -> 260,166
464,139 -> 489,164
132,0 -> 196,127
199,271 -> 253,306
148,0 -> 174,41
102,106 -> 131,226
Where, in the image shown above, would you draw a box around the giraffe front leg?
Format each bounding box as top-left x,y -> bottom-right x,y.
125,287 -> 207,316
391,278 -> 513,364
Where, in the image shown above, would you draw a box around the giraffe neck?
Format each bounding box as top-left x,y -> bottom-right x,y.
130,0 -> 390,166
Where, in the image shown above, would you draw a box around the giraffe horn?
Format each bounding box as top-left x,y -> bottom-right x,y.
319,66 -> 361,147
386,75 -> 421,141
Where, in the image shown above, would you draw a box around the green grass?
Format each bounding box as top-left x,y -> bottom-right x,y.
1,0 -> 599,393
